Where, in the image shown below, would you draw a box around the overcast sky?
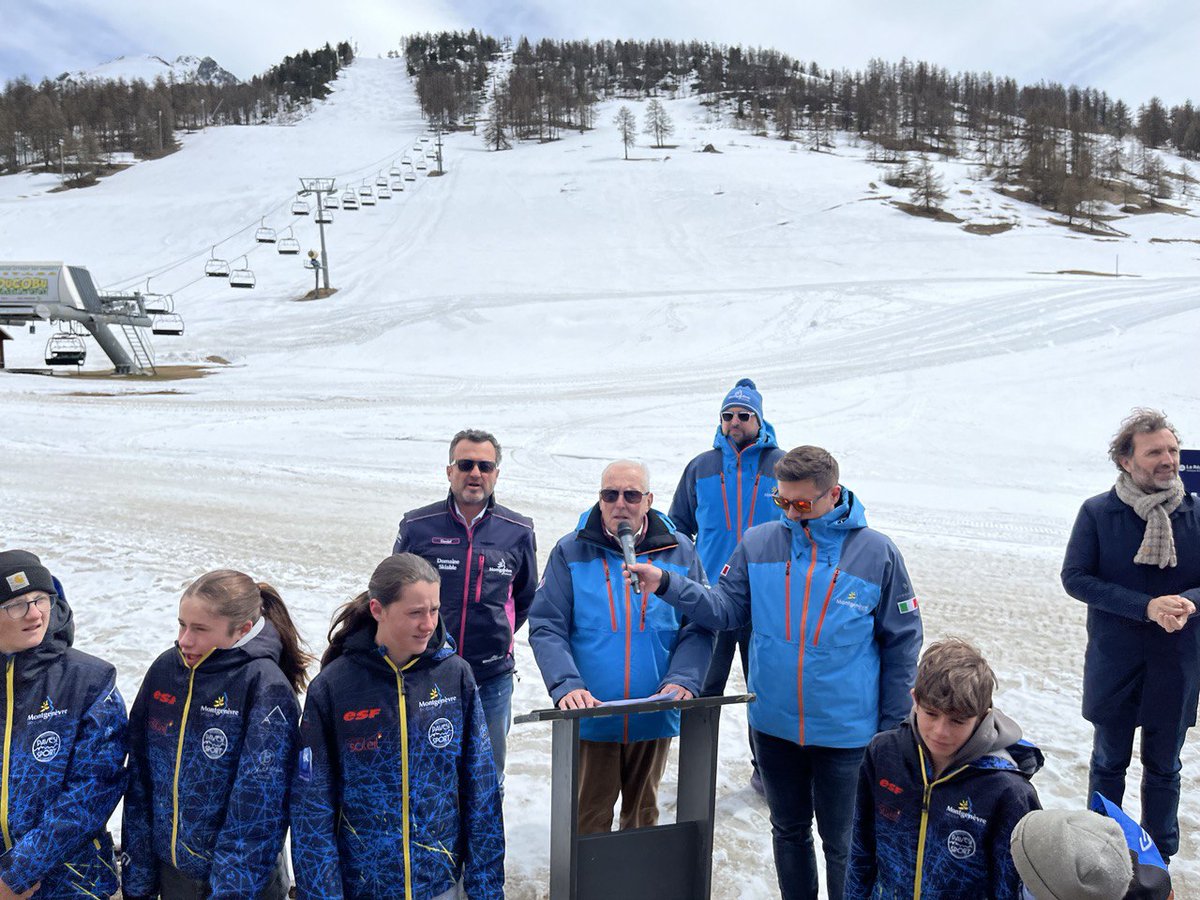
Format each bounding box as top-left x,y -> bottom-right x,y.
5,0 -> 1198,107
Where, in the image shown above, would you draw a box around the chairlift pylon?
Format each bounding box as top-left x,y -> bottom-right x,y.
229,256 -> 256,289
44,332 -> 87,367
204,247 -> 230,277
255,217 -> 277,243
152,313 -> 185,336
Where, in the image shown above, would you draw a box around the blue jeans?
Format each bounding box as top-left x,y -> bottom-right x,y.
476,672 -> 513,784
1089,719 -> 1189,858
752,729 -> 864,900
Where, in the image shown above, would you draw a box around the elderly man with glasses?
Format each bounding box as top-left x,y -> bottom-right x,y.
393,428 -> 538,782
528,460 -> 714,834
625,446 -> 923,900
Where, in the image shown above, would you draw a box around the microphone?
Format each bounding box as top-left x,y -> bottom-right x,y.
617,521 -> 641,593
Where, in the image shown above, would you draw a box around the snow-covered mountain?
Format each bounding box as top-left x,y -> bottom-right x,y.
56,54 -> 238,86
1,56 -> 1198,896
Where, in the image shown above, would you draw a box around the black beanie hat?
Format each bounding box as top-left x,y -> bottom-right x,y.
0,550 -> 55,604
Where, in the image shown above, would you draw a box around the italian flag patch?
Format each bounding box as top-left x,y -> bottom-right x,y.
898,598 -> 919,614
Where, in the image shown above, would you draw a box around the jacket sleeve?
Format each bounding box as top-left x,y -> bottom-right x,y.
393,515 -> 409,555
989,780 -> 1042,900
291,681 -> 345,900
3,675 -> 127,894
668,462 -> 699,539
460,671 -> 505,899
120,676 -> 158,898
527,543 -> 586,704
1061,502 -> 1153,621
843,746 -> 878,900
658,539 -> 752,631
207,675 -> 301,900
662,543 -> 715,696
874,542 -> 923,733
511,526 -> 539,634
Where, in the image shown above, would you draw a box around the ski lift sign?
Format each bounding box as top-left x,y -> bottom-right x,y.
0,264 -> 62,308
1183,449 -> 1200,495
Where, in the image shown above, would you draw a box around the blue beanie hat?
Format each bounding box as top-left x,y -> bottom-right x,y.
721,378 -> 764,423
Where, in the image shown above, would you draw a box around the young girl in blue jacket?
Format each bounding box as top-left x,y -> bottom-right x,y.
290,553 -> 504,900
122,570 -> 312,900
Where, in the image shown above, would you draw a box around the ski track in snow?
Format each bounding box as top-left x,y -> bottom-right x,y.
2,57 -> 1200,895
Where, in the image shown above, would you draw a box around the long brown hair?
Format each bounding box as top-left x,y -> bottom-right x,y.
183,570 -> 315,692
322,554 -> 439,668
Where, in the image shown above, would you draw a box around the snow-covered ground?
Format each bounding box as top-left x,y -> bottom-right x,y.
2,57 -> 1199,896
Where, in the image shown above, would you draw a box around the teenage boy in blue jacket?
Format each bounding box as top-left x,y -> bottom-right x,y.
845,638 -> 1043,900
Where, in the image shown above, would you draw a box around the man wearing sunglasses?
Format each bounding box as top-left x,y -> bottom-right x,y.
528,460 -> 713,834
392,428 -> 538,782
669,377 -> 784,795
625,446 -> 922,900
0,550 -> 127,900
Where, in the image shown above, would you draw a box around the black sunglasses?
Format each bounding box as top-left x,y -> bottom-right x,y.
599,489 -> 646,504
722,411 -> 754,423
453,459 -> 497,474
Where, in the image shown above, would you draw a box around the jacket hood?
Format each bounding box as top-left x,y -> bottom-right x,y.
783,485 -> 868,541
909,707 -> 1044,778
342,613 -> 453,672
9,587 -> 75,678
574,506 -> 680,555
177,617 -> 286,675
711,416 -> 780,454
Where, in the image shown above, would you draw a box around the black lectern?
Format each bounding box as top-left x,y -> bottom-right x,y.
515,693 -> 754,900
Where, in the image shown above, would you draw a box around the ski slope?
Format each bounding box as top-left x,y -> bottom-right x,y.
2,56 -> 1200,896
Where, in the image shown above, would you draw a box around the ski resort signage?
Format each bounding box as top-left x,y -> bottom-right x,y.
1182,449 -> 1200,495
0,263 -> 63,312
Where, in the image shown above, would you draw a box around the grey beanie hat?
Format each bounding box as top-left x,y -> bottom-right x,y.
1011,809 -> 1133,900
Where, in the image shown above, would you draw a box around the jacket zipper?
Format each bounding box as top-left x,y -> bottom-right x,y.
913,747 -> 969,898
171,649 -> 213,867
796,526 -> 819,745
719,472 -> 732,530
384,655 -> 421,900
601,557 -> 618,631
746,472 -> 762,531
1,658 -> 13,851
458,528 -> 475,658
474,554 -> 484,603
811,569 -> 841,646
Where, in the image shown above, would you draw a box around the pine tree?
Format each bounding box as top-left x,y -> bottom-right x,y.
910,157 -> 947,211
614,106 -> 637,159
643,98 -> 674,147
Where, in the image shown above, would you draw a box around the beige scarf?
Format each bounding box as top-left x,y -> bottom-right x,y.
1114,473 -> 1184,568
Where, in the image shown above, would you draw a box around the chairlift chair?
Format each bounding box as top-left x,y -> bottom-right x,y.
361,192 -> 376,206
44,333 -> 87,367
229,257 -> 256,289
404,172 -> 416,182
377,184 -> 392,199
204,247 -> 230,277
390,162 -> 403,177
343,194 -> 359,210
152,313 -> 185,336
358,184 -> 374,198
316,209 -> 333,224
255,218 -> 277,243
416,159 -> 427,171
277,237 -> 301,255
325,194 -> 340,209
376,173 -> 388,187
291,199 -> 310,216
142,292 -> 174,314
391,180 -> 405,192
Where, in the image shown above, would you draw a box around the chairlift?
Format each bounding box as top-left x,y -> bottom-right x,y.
325,194 -> 340,209
291,198 -> 310,216
404,172 -> 416,182
229,257 -> 256,289
377,184 -> 392,199
316,208 -> 333,224
277,236 -> 301,255
375,173 -> 388,187
361,192 -> 376,206
391,180 -> 405,192
204,247 -> 230,277
152,313 -> 185,336
143,292 -> 174,314
44,332 -> 87,367
343,194 -> 359,210
416,159 -> 427,171
254,218 -> 277,243
358,184 -> 374,198
389,162 -> 403,177
419,136 -> 431,144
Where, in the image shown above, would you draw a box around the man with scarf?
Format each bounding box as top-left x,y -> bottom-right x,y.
1062,407 -> 1200,863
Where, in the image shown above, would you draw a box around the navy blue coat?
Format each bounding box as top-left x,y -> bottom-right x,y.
394,493 -> 537,684
1061,489 -> 1200,729
0,592 -> 127,899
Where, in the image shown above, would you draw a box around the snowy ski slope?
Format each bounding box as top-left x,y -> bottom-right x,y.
2,56 -> 1200,895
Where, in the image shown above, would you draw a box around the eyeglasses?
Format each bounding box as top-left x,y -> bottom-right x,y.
0,594 -> 52,619
599,489 -> 647,504
721,411 -> 755,423
453,459 -> 497,474
771,486 -> 833,513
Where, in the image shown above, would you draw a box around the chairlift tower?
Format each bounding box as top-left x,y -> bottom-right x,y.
435,128 -> 444,174
297,177 -> 336,291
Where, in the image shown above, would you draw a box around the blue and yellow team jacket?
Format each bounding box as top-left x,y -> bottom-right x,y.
669,419 -> 785,578
528,507 -> 715,743
0,591 -> 127,899
291,620 -> 504,900
846,713 -> 1043,900
661,488 -> 922,747
121,619 -> 301,900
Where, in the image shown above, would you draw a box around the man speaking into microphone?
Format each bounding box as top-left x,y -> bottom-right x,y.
529,459 -> 714,833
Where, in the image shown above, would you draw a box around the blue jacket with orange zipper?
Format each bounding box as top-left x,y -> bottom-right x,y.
0,589 -> 127,899
669,419 -> 785,579
121,619 -> 301,899
659,487 -> 922,748
290,618 -> 503,900
394,493 -> 537,684
528,507 -> 715,743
